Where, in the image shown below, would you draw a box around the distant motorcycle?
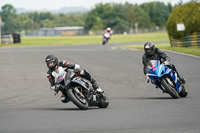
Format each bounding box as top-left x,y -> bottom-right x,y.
52,67 -> 109,110
146,60 -> 188,99
102,32 -> 111,45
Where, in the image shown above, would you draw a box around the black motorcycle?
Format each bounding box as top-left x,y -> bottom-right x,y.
102,32 -> 111,45
52,67 -> 109,110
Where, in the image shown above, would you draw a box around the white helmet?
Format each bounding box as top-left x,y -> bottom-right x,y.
107,27 -> 111,31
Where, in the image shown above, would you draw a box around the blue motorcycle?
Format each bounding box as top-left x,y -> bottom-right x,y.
146,60 -> 188,99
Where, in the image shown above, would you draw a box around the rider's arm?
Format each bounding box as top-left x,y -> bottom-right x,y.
142,55 -> 148,75
59,61 -> 75,69
157,48 -> 170,62
59,61 -> 81,73
47,70 -> 55,86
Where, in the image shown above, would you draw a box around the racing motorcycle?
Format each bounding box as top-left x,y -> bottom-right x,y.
102,32 -> 111,45
52,66 -> 109,110
146,60 -> 188,99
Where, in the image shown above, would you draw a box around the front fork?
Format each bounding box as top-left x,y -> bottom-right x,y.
157,77 -> 167,93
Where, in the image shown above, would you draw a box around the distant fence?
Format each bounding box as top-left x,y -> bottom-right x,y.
90,27 -> 166,35
169,32 -> 200,48
26,26 -> 84,36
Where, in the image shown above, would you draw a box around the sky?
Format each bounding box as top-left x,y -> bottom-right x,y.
0,0 -> 191,10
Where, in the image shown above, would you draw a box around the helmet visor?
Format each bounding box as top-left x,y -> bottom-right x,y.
146,49 -> 152,53
47,61 -> 54,67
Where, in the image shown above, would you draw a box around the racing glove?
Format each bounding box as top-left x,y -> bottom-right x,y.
162,61 -> 171,65
145,75 -> 150,83
50,85 -> 59,95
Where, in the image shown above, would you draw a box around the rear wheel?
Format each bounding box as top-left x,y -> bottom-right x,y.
160,77 -> 179,99
67,87 -> 88,110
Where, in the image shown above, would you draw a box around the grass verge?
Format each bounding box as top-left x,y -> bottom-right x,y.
0,32 -> 168,47
118,43 -> 200,57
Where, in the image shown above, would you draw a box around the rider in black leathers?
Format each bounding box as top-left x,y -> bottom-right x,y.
142,42 -> 186,84
45,55 -> 103,103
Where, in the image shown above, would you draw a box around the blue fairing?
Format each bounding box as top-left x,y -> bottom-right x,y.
147,60 -> 181,93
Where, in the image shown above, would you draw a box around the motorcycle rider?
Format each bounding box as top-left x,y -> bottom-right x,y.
104,27 -> 113,35
142,42 -> 186,84
45,55 -> 103,103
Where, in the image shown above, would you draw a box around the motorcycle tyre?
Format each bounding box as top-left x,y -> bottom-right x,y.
160,77 -> 179,99
67,88 -> 88,110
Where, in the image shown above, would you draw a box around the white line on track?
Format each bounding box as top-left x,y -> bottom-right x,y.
112,46 -> 200,59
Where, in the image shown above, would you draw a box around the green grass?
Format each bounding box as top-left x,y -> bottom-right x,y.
1,31 -> 199,57
110,32 -> 169,42
0,32 -> 169,47
118,43 -> 200,57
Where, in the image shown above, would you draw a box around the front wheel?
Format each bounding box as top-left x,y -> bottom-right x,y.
102,38 -> 107,45
98,93 -> 109,108
160,77 -> 179,99
67,87 -> 88,110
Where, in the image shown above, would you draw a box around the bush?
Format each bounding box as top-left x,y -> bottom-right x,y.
166,2 -> 200,39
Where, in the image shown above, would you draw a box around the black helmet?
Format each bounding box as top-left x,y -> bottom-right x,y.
144,42 -> 155,56
45,55 -> 58,70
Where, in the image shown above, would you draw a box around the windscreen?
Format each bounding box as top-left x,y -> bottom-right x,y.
104,32 -> 110,38
147,60 -> 157,71
52,67 -> 66,83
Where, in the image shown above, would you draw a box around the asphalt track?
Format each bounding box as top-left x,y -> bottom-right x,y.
0,42 -> 200,133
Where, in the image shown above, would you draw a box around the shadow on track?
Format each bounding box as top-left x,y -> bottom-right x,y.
28,107 -> 101,111
130,97 -> 173,100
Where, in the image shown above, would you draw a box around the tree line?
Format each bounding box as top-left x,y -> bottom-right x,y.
0,2 -> 173,34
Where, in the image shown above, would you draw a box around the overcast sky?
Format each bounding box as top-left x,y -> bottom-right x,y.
0,0 -> 191,10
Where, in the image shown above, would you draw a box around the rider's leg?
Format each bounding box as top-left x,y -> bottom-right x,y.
169,64 -> 186,84
80,70 -> 103,92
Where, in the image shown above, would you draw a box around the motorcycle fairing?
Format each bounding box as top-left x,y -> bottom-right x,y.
147,60 -> 182,93
70,77 -> 89,90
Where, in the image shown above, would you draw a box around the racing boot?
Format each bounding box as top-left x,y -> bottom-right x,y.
179,76 -> 186,84
90,77 -> 104,93
175,70 -> 186,84
81,70 -> 104,93
61,94 -> 70,103
171,64 -> 186,84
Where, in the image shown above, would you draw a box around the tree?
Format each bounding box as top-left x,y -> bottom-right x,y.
167,3 -> 173,13
110,17 -> 130,33
140,2 -> 171,27
190,0 -> 200,1
39,12 -> 54,21
0,4 -> 19,33
84,3 -> 131,33
107,3 -> 130,33
28,12 -> 41,29
53,13 -> 85,27
16,14 -> 33,31
166,2 -> 200,39
124,4 -> 151,29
